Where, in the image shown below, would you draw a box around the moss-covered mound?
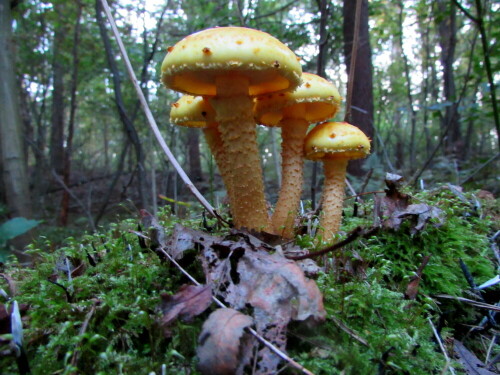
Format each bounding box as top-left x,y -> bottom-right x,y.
0,186 -> 498,374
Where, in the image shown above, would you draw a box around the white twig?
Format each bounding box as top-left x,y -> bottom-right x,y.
428,318 -> 456,375
99,0 -> 217,219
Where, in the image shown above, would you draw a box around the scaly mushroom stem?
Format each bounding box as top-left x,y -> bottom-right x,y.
319,158 -> 348,242
272,117 -> 309,238
209,76 -> 272,232
202,125 -> 235,210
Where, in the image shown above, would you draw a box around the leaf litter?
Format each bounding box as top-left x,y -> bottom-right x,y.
160,224 -> 325,374
375,173 -> 445,233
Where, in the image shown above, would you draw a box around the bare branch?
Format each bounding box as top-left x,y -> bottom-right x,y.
99,0 -> 219,220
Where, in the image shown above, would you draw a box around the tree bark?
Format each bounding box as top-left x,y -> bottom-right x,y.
187,128 -> 203,182
60,1 -> 82,226
437,0 -> 462,157
0,0 -> 32,219
343,0 -> 374,176
49,1 -> 67,175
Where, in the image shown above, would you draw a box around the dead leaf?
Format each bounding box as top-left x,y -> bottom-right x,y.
197,308 -> 254,375
454,340 -> 497,375
375,174 -> 445,233
215,244 -> 325,374
405,255 -> 431,300
389,203 -> 445,234
162,226 -> 326,373
160,284 -> 212,337
165,224 -> 221,260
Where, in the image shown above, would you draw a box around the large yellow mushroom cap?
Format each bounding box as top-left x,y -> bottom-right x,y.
304,121 -> 371,161
255,73 -> 342,126
170,95 -> 216,128
161,27 -> 302,97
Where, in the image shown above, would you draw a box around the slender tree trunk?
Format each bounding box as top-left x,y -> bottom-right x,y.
437,0 -> 462,157
60,1 -> 82,226
343,0 -> 374,176
0,0 -> 32,220
311,0 -> 329,208
49,2 -> 67,175
397,1 -> 418,171
187,128 -> 203,182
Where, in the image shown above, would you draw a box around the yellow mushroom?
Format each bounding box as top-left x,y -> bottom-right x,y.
255,73 -> 341,238
304,122 -> 370,242
161,27 -> 302,232
170,95 -> 234,210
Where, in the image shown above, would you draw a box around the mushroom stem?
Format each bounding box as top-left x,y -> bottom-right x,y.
272,118 -> 309,238
202,125 -> 235,210
209,76 -> 272,232
319,158 -> 348,242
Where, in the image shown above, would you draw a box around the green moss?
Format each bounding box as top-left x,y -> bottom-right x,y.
0,190 -> 497,374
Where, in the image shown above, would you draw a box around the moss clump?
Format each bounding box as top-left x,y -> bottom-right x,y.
0,210 -> 204,374
0,188 -> 498,374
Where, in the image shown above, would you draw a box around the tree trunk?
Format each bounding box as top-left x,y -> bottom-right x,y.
437,0 -> 462,157
187,128 -> 203,182
60,1 -> 82,226
397,1 -> 418,170
49,2 -> 67,175
0,0 -> 32,220
343,0 -> 374,176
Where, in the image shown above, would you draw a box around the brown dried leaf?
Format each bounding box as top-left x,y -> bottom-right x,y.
375,174 -> 445,233
160,284 -> 212,337
162,226 -> 326,373
388,203 -> 445,234
454,340 -> 497,375
221,247 -> 325,374
404,255 -> 431,300
197,308 -> 254,375
165,224 -> 221,260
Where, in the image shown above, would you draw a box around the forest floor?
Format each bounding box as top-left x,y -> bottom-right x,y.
0,177 -> 499,374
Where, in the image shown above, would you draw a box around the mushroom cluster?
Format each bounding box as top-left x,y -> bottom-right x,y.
161,26 -> 370,243
162,27 -> 301,232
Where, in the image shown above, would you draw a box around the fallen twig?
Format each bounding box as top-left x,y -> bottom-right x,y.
329,315 -> 368,347
70,300 -> 98,371
428,317 -> 456,375
434,295 -> 500,312
286,227 -> 378,261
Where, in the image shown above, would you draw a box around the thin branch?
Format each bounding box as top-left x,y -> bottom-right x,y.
451,0 -> 478,23
428,317 -> 456,375
453,0 -> 499,149
253,0 -> 296,20
51,169 -> 96,231
286,226 -> 378,261
434,294 -> 500,312
329,315 -> 369,347
99,0 -> 218,219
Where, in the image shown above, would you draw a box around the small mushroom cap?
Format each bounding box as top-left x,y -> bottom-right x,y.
255,73 -> 342,126
161,27 -> 302,96
304,121 -> 371,161
170,96 -> 216,128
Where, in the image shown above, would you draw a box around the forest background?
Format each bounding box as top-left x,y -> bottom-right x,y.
0,0 -> 498,253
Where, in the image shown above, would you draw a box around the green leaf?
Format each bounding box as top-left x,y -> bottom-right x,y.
0,217 -> 40,244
